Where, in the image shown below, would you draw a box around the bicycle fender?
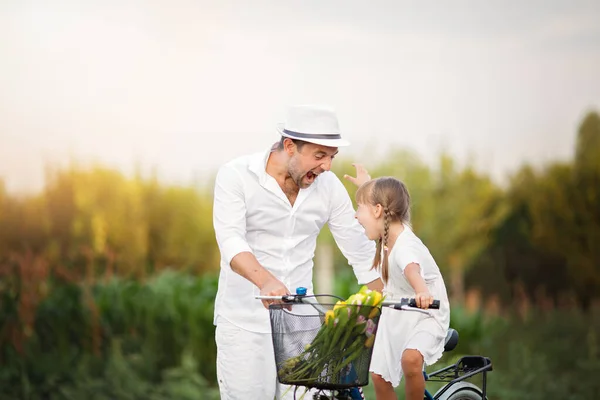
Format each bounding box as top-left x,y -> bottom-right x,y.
433,381 -> 485,400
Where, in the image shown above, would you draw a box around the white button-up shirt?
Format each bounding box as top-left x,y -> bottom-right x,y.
212,147 -> 379,333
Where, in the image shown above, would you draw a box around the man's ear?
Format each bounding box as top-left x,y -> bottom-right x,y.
283,138 -> 296,156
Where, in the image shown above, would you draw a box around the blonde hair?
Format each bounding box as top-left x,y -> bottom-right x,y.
355,177 -> 411,284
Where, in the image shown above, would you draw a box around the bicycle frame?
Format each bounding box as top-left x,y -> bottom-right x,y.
424,386 -> 435,400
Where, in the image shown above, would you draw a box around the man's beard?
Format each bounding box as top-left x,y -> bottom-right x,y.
288,166 -> 312,189
290,170 -> 307,188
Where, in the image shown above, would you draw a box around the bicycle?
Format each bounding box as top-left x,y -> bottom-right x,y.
257,287 -> 492,400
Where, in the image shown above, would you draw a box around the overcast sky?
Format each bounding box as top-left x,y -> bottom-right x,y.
1,0 -> 599,193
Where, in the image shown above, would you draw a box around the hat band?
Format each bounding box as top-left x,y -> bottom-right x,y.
283,129 -> 341,140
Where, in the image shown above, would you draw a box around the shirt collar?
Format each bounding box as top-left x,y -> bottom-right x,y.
248,146 -> 273,181
248,145 -> 320,196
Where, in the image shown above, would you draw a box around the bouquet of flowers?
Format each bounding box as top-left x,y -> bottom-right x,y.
277,285 -> 384,385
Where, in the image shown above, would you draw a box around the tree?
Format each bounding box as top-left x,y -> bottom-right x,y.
574,111 -> 600,174
470,111 -> 600,309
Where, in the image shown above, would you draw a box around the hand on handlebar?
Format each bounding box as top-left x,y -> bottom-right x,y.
259,278 -> 291,309
415,291 -> 435,309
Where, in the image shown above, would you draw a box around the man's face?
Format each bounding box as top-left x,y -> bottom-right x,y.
287,141 -> 339,189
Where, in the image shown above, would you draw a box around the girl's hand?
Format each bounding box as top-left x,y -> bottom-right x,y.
415,291 -> 434,309
343,163 -> 371,187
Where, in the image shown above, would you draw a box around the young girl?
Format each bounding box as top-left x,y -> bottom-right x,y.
349,171 -> 450,400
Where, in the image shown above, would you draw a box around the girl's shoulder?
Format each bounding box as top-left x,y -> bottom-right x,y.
396,225 -> 426,248
393,226 -> 444,281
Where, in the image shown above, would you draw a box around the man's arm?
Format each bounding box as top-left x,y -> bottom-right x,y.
342,163 -> 383,292
229,252 -> 289,307
325,174 -> 383,290
366,277 -> 384,292
213,164 -> 289,308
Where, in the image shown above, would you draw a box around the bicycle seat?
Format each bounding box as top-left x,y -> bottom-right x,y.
444,328 -> 459,352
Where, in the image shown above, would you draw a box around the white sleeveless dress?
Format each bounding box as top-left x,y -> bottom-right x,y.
369,225 -> 451,387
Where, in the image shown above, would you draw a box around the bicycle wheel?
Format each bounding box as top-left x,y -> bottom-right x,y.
311,388 -> 364,400
434,382 -> 486,400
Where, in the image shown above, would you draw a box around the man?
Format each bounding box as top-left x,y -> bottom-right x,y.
212,104 -> 383,399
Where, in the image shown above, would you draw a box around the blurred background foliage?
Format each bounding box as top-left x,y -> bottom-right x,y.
1,110 -> 599,399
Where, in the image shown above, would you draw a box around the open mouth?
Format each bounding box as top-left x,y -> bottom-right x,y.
306,170 -> 319,182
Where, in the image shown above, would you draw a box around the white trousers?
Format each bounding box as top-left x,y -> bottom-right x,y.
215,318 -> 318,400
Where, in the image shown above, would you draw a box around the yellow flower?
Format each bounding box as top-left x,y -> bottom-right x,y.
363,290 -> 383,307
365,335 -> 375,348
325,310 -> 335,325
334,300 -> 347,311
368,307 -> 380,319
370,290 -> 383,306
350,293 -> 367,305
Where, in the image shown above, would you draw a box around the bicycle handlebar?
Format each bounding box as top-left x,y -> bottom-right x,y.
383,298 -> 440,310
255,294 -> 440,310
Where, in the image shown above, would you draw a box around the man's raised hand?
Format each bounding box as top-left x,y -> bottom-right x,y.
343,163 -> 372,187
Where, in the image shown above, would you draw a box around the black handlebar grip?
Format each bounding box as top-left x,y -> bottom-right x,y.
408,299 -> 440,309
282,295 -> 296,303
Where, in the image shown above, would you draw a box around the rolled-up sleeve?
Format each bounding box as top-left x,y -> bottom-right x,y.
394,244 -> 425,278
326,175 -> 380,284
213,164 -> 252,266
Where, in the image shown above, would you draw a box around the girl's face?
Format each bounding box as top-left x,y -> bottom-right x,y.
355,201 -> 383,241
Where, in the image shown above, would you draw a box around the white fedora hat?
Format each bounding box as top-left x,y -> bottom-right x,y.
276,105 -> 350,147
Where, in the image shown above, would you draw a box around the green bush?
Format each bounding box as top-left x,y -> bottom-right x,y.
480,306 -> 600,400
0,270 -> 220,399
4,268 -> 600,399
